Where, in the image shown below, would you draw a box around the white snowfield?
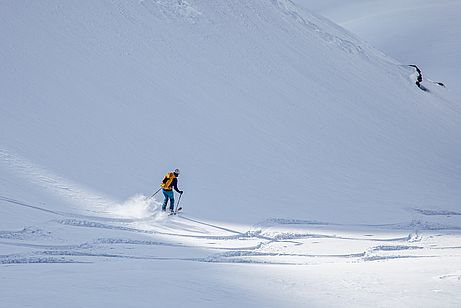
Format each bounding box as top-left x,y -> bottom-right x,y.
1,1 -> 460,307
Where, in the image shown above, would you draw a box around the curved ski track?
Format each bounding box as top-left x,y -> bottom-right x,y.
1,196 -> 460,266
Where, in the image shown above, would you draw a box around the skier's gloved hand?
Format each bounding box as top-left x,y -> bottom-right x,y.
179,191 -> 184,194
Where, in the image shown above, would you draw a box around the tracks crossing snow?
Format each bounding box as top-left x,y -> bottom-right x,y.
1,196 -> 461,266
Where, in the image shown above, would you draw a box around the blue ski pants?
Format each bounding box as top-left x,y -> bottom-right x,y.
162,189 -> 174,211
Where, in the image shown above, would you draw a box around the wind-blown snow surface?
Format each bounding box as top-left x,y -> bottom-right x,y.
294,0 -> 461,98
1,1 -> 461,307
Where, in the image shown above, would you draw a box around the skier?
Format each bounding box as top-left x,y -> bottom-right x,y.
161,168 -> 183,213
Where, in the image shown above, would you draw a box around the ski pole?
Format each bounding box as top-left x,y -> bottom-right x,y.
175,192 -> 183,212
147,187 -> 162,200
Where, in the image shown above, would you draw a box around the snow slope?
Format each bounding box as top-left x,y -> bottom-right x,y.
1,198 -> 461,307
294,0 -> 461,97
1,0 -> 460,224
1,0 -> 461,307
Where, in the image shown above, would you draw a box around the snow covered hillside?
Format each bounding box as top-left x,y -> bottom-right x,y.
1,1 -> 461,307
1,0 -> 460,224
294,0 -> 461,98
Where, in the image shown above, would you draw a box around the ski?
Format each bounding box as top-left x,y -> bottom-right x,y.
168,207 -> 183,216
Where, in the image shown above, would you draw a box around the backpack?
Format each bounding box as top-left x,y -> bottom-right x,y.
161,172 -> 176,190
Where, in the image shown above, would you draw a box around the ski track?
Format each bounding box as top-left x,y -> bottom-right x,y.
1,196 -> 461,266
439,273 -> 461,281
0,227 -> 52,240
370,245 -> 423,252
0,195 -> 151,223
361,255 -> 437,262
0,150 -> 117,210
255,216 -> 461,231
0,255 -> 85,264
413,208 -> 461,216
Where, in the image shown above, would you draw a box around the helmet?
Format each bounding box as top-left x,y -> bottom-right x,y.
174,168 -> 180,175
